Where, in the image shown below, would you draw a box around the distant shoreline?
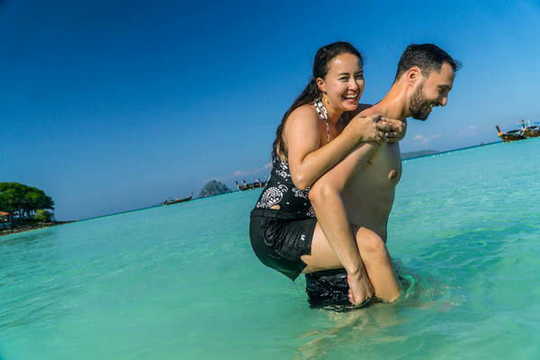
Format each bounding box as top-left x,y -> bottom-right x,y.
0,221 -> 75,237
401,150 -> 440,160
402,141 -> 501,161
19,142 -> 502,225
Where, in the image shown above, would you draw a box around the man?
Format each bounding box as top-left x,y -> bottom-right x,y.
304,44 -> 459,309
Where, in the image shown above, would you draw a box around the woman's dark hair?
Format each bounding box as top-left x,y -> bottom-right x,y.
272,41 -> 363,159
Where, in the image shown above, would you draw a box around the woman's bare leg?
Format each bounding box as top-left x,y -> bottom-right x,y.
302,223 -> 400,302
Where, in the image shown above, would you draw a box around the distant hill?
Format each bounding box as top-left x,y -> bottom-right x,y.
199,180 -> 231,198
401,150 -> 439,159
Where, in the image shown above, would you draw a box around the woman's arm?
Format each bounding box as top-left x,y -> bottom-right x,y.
283,105 -> 385,190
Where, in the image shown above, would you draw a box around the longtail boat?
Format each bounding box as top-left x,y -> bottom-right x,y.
520,120 -> 540,138
236,180 -> 267,191
496,125 -> 525,142
162,196 -> 192,206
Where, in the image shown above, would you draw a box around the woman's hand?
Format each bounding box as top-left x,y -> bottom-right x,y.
351,114 -> 407,144
347,271 -> 374,306
379,118 -> 407,143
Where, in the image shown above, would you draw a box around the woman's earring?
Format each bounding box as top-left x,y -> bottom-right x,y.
322,93 -> 330,106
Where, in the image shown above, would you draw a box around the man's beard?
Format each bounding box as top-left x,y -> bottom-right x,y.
409,84 -> 433,121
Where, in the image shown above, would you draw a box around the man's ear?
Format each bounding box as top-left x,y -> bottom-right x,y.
406,66 -> 423,86
316,77 -> 326,93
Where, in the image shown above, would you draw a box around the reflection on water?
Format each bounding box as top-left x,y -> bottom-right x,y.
0,229 -> 56,250
294,264 -> 420,359
2,140 -> 540,359
292,220 -> 538,359
297,303 -> 405,359
0,230 -> 66,331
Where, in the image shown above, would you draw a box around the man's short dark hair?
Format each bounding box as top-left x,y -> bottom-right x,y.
394,44 -> 460,81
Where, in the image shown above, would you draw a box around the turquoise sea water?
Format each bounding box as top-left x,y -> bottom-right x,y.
2,139 -> 540,360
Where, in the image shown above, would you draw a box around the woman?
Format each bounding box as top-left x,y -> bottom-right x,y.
250,42 -> 403,306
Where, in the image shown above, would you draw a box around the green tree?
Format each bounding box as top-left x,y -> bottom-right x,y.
0,182 -> 55,220
34,209 -> 53,223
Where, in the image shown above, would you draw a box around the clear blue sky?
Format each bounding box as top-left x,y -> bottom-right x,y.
2,0 -> 539,220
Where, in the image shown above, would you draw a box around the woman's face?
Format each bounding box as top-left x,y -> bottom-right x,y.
317,53 -> 364,113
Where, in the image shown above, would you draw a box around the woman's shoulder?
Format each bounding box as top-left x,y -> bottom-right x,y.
285,104 -> 320,130
288,103 -> 318,119
283,104 -> 321,140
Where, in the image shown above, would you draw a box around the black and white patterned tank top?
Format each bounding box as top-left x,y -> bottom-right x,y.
251,99 -> 331,219
253,156 -> 315,219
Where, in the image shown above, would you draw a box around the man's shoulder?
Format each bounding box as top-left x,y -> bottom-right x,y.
358,103 -> 377,116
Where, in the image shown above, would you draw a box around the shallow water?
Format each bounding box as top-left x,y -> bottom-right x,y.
2,139 -> 540,359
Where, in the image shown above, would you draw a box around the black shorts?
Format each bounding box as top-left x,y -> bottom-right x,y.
305,269 -> 354,311
306,268 -> 410,312
250,208 -> 317,281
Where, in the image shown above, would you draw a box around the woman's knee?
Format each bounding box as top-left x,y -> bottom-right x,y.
308,182 -> 338,206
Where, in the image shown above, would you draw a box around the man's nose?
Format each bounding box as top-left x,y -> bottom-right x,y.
439,96 -> 448,107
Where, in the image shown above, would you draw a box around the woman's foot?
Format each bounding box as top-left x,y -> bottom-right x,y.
347,272 -> 374,305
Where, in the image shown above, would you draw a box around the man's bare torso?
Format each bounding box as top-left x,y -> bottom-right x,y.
341,109 -> 403,240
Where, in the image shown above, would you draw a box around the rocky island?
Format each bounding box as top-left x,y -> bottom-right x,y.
199,180 -> 231,198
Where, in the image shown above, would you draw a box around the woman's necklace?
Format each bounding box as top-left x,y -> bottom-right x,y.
314,98 -> 331,142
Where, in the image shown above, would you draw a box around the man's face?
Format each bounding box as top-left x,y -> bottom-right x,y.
409,62 -> 455,121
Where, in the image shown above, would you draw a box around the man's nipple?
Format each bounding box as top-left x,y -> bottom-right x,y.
388,169 -> 399,181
